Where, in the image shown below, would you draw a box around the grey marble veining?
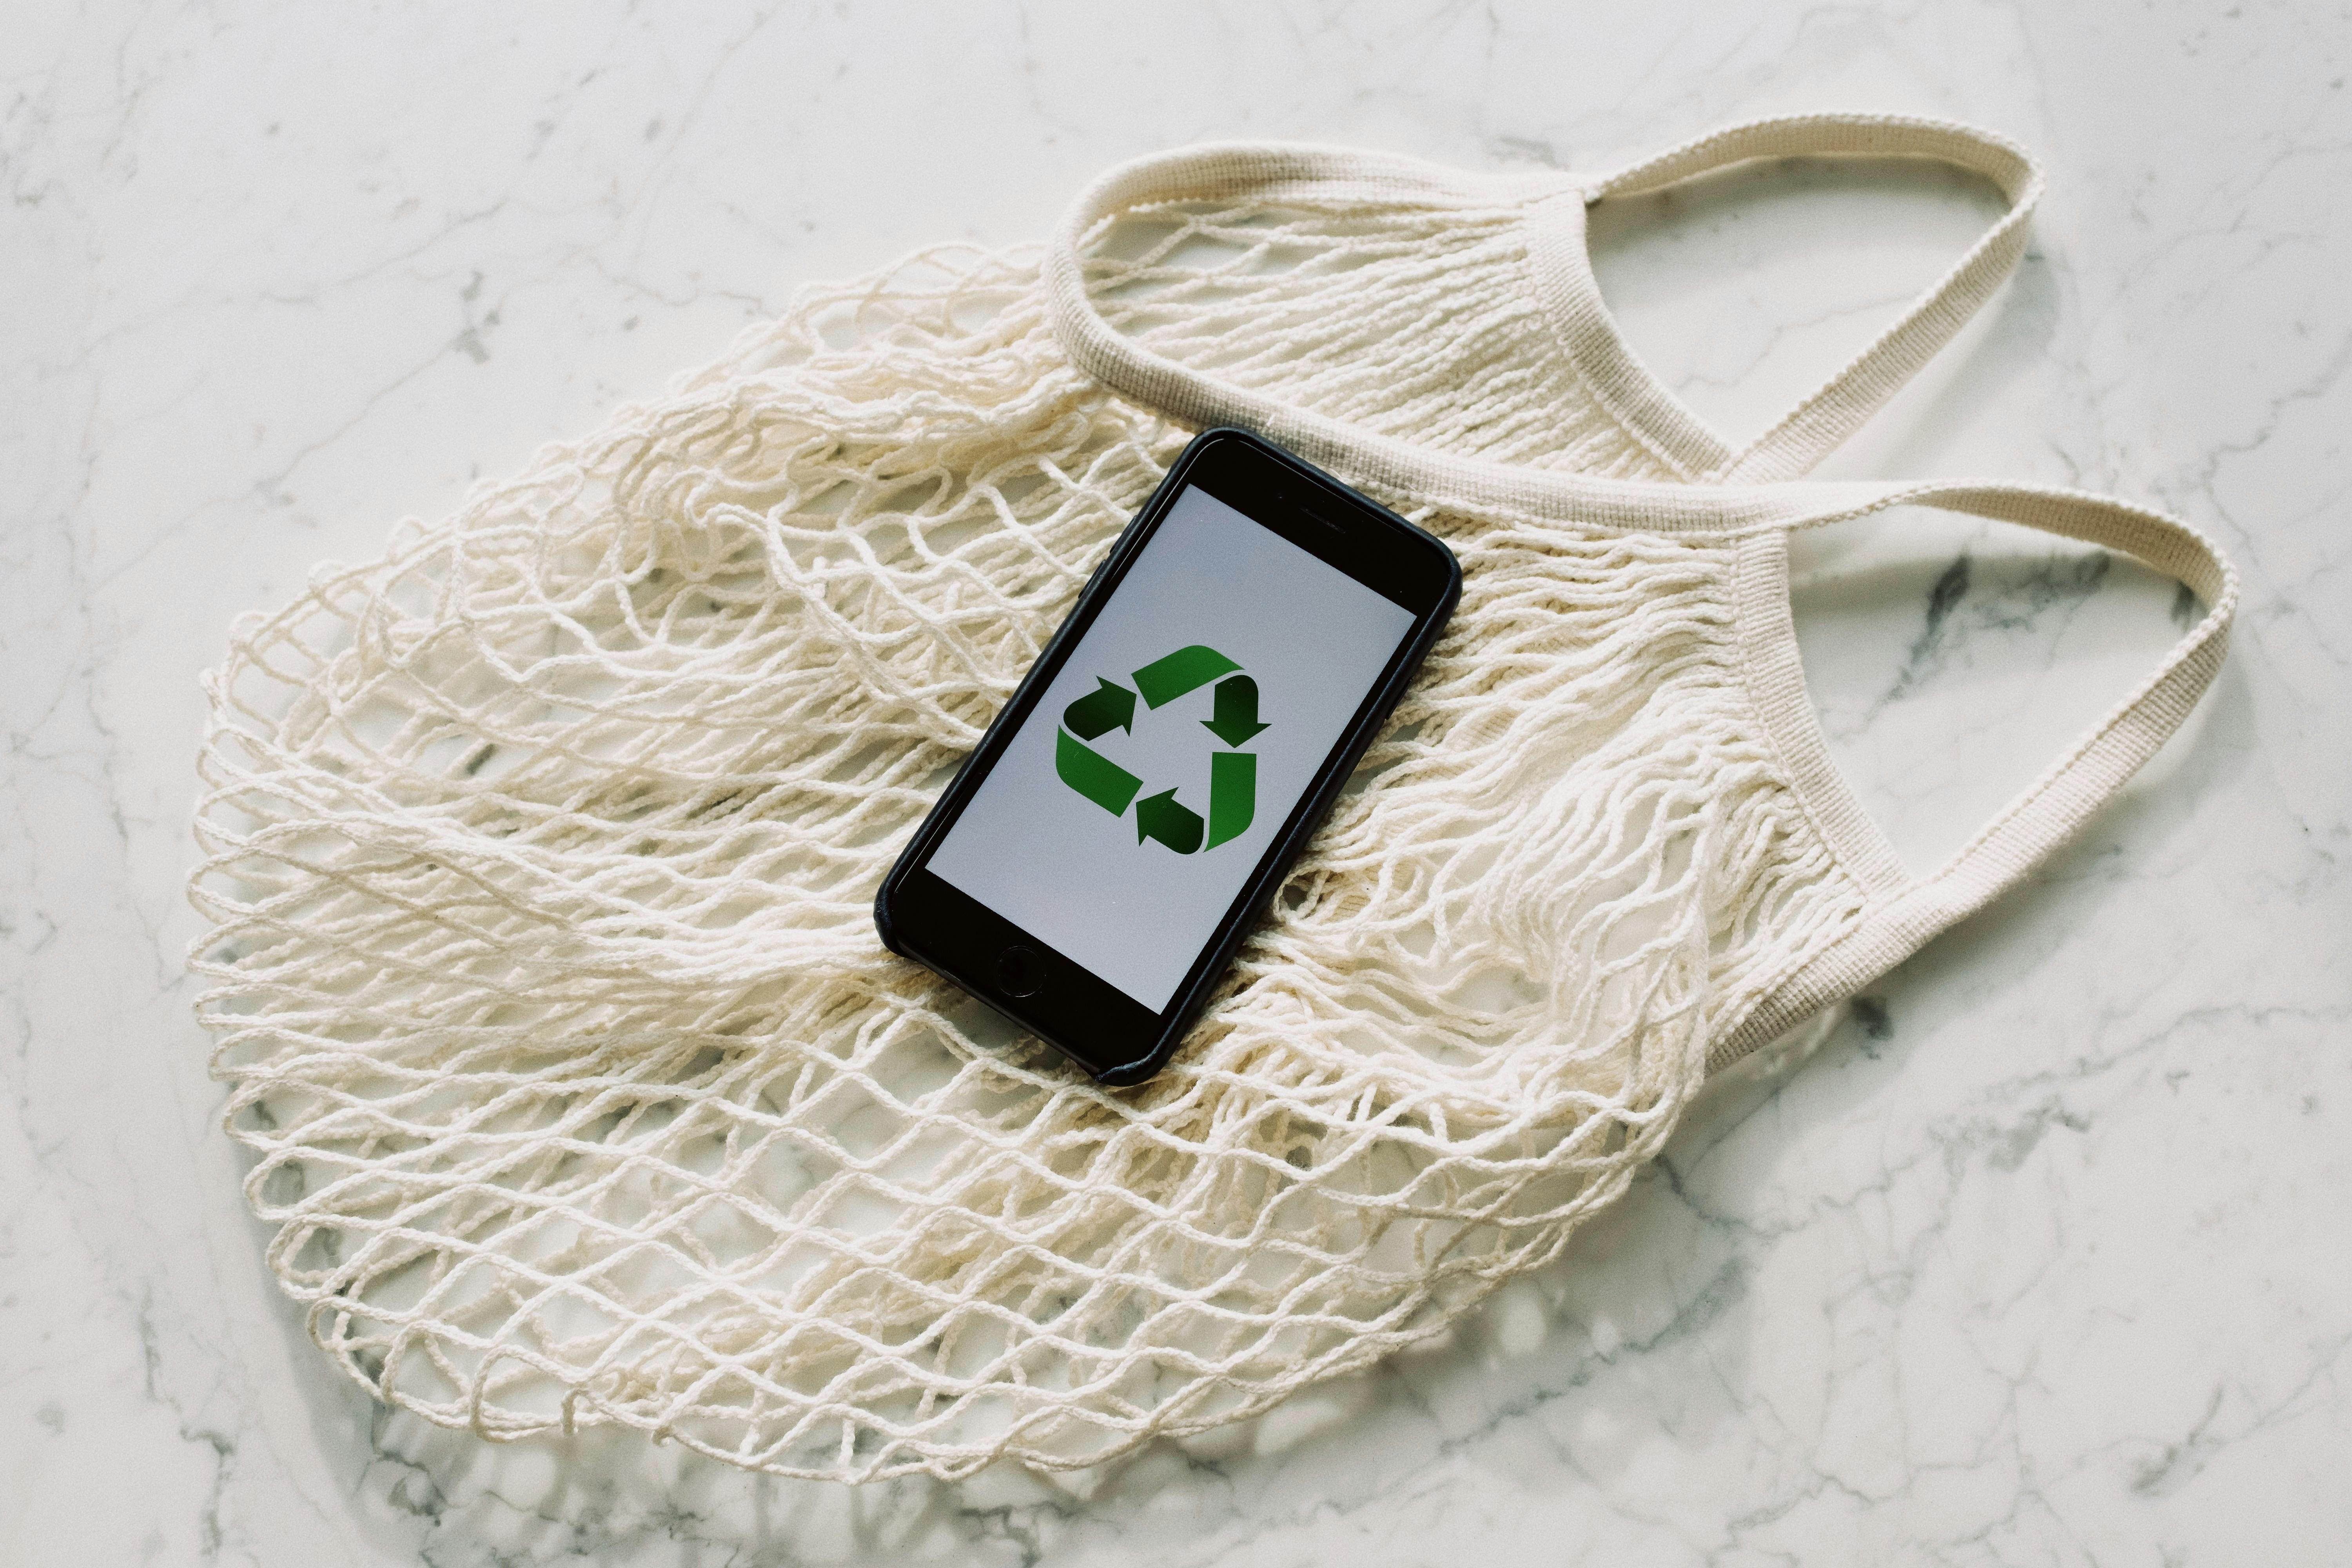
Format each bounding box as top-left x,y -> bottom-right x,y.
5,2 -> 2347,1562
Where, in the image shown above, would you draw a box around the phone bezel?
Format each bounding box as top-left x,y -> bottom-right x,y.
873,426 -> 1461,1086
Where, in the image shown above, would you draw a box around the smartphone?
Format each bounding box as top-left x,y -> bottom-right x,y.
874,428 -> 1461,1087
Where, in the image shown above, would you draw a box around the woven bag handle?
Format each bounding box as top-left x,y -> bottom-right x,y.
1716,477 -> 2239,1063
1049,154 -> 2237,1054
1049,118 -> 2038,482
1587,113 -> 2044,484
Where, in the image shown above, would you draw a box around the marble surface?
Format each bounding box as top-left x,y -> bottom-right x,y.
6,2 -> 2347,1562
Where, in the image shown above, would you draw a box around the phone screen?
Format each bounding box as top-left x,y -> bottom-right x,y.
926,481 -> 1417,1010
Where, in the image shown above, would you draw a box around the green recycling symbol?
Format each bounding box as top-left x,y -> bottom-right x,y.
1053,644 -> 1268,853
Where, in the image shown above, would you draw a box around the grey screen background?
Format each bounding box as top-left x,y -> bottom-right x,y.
927,485 -> 1417,1011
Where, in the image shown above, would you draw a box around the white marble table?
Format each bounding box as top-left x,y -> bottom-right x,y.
7,3 -> 2347,1562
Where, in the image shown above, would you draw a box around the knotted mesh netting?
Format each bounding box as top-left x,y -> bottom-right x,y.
189,196 -> 1872,1479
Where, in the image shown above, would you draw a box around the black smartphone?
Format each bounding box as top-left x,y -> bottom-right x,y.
874,427 -> 1461,1087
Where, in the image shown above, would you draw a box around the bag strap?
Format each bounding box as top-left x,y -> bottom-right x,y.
1047,145 -> 2237,1060
1047,120 -> 2039,483
1715,477 -> 2239,1065
1584,113 -> 2044,483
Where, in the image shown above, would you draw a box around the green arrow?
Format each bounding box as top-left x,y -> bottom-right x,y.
1134,788 -> 1203,853
1201,675 -> 1269,747
1133,644 -> 1240,709
1056,729 -> 1142,817
1205,750 -> 1256,849
1062,677 -> 1136,741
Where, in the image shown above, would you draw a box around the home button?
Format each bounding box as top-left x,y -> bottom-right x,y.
993,945 -> 1044,998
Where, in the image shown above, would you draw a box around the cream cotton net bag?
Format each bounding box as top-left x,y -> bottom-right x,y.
188,115 -> 2237,1480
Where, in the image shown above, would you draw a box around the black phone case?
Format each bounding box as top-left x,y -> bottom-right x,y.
874,426 -> 1462,1086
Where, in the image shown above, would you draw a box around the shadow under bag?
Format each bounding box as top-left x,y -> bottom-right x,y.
189,115 -> 2235,1479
